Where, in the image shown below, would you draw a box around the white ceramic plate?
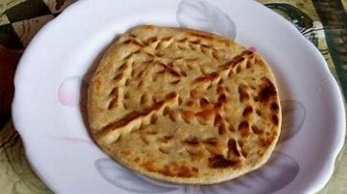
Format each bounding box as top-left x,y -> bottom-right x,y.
12,0 -> 346,193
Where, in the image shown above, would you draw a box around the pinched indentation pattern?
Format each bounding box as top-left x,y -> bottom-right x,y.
89,26 -> 280,183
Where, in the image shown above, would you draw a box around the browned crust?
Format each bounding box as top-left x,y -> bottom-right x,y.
87,25 -> 282,184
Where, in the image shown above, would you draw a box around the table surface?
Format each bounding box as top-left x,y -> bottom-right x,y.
0,0 -> 346,193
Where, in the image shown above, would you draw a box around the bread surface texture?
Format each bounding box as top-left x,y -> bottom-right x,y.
87,25 -> 282,184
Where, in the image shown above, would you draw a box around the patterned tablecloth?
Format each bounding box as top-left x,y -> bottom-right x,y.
0,0 -> 346,193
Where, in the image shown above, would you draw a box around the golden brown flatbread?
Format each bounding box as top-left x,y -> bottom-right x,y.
87,25 -> 281,184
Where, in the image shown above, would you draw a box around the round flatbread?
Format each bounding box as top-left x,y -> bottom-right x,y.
87,25 -> 281,184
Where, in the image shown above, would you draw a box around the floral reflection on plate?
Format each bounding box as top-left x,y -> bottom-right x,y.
12,0 -> 345,194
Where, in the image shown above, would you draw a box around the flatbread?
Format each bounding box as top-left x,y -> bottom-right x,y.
87,25 -> 281,184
